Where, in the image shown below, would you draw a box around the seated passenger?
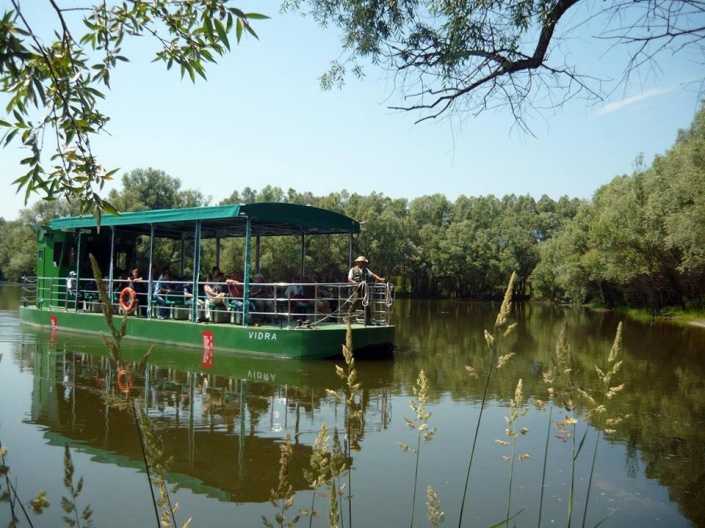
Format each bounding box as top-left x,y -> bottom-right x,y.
303,274 -> 332,315
284,277 -> 307,314
224,271 -> 252,323
225,271 -> 248,309
250,273 -> 275,322
315,274 -> 337,311
205,268 -> 227,305
153,267 -> 173,319
183,282 -> 203,307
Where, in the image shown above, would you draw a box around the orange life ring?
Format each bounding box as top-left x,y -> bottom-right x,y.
116,368 -> 132,393
119,287 -> 137,314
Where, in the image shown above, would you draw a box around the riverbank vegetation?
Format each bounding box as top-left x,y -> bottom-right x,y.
2,103 -> 704,317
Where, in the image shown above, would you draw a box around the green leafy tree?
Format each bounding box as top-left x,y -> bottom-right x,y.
107,168 -> 206,212
283,0 -> 703,124
0,2 -> 266,218
0,219 -> 35,280
531,204 -> 595,303
446,195 -> 506,298
0,198 -> 78,280
651,109 -> 705,297
407,194 -> 452,297
105,168 -> 211,274
532,104 -> 705,309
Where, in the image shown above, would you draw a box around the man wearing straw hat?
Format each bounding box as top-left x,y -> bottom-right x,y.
347,256 -> 385,324
348,256 -> 385,284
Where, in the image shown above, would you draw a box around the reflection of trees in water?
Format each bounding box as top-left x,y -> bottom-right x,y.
396,299 -> 705,527
615,363 -> 705,527
624,432 -> 639,480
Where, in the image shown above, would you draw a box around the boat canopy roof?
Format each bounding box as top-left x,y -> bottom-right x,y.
49,203 -> 361,239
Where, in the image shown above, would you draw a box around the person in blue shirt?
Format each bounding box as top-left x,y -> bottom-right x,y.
153,267 -> 173,319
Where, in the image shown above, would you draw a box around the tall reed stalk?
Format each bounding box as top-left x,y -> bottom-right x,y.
457,272 -> 517,528
540,321 -> 627,528
535,401 -> 552,528
495,379 -> 529,527
542,326 -> 580,528
398,370 -> 437,528
262,434 -> 302,528
578,322 -> 625,528
88,254 -> 188,528
276,317 -> 360,528
334,325 -> 363,528
61,443 -> 94,528
303,424 -> 331,528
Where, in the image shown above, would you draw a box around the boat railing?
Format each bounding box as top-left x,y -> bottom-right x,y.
21,275 -> 90,311
206,279 -> 395,327
22,276 -> 395,327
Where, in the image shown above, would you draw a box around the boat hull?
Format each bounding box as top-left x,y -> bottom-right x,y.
19,306 -> 395,360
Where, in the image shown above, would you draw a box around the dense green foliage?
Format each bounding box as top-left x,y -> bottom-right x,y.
531,105 -> 705,312
2,104 -> 704,312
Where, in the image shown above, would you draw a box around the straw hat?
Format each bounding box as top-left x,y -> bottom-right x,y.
354,256 -> 368,263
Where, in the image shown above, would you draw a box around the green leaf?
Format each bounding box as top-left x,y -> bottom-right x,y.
245,13 -> 270,20
236,18 -> 243,42
214,19 -> 230,51
203,16 -> 214,40
244,23 -> 259,40
201,48 -> 215,63
32,78 -> 46,105
3,129 -> 19,147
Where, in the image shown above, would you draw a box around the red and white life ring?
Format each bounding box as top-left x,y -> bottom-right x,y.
116,368 -> 132,393
119,287 -> 137,314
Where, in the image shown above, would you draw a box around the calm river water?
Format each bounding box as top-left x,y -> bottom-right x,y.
1,283 -> 704,527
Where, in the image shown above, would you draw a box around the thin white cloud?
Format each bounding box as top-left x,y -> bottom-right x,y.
596,86 -> 680,116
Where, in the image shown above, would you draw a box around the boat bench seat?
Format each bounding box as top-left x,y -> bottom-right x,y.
172,305 -> 190,320
208,302 -> 232,323
150,295 -> 182,319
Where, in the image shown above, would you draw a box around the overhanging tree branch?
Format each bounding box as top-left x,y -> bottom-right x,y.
292,0 -> 704,126
1,1 -> 267,218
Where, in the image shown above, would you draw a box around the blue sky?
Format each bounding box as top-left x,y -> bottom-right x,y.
1,1 -> 702,220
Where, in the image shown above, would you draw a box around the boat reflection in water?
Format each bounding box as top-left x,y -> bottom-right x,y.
29,334 -> 394,502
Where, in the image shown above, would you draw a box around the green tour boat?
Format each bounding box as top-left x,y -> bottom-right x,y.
19,203 -> 395,360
